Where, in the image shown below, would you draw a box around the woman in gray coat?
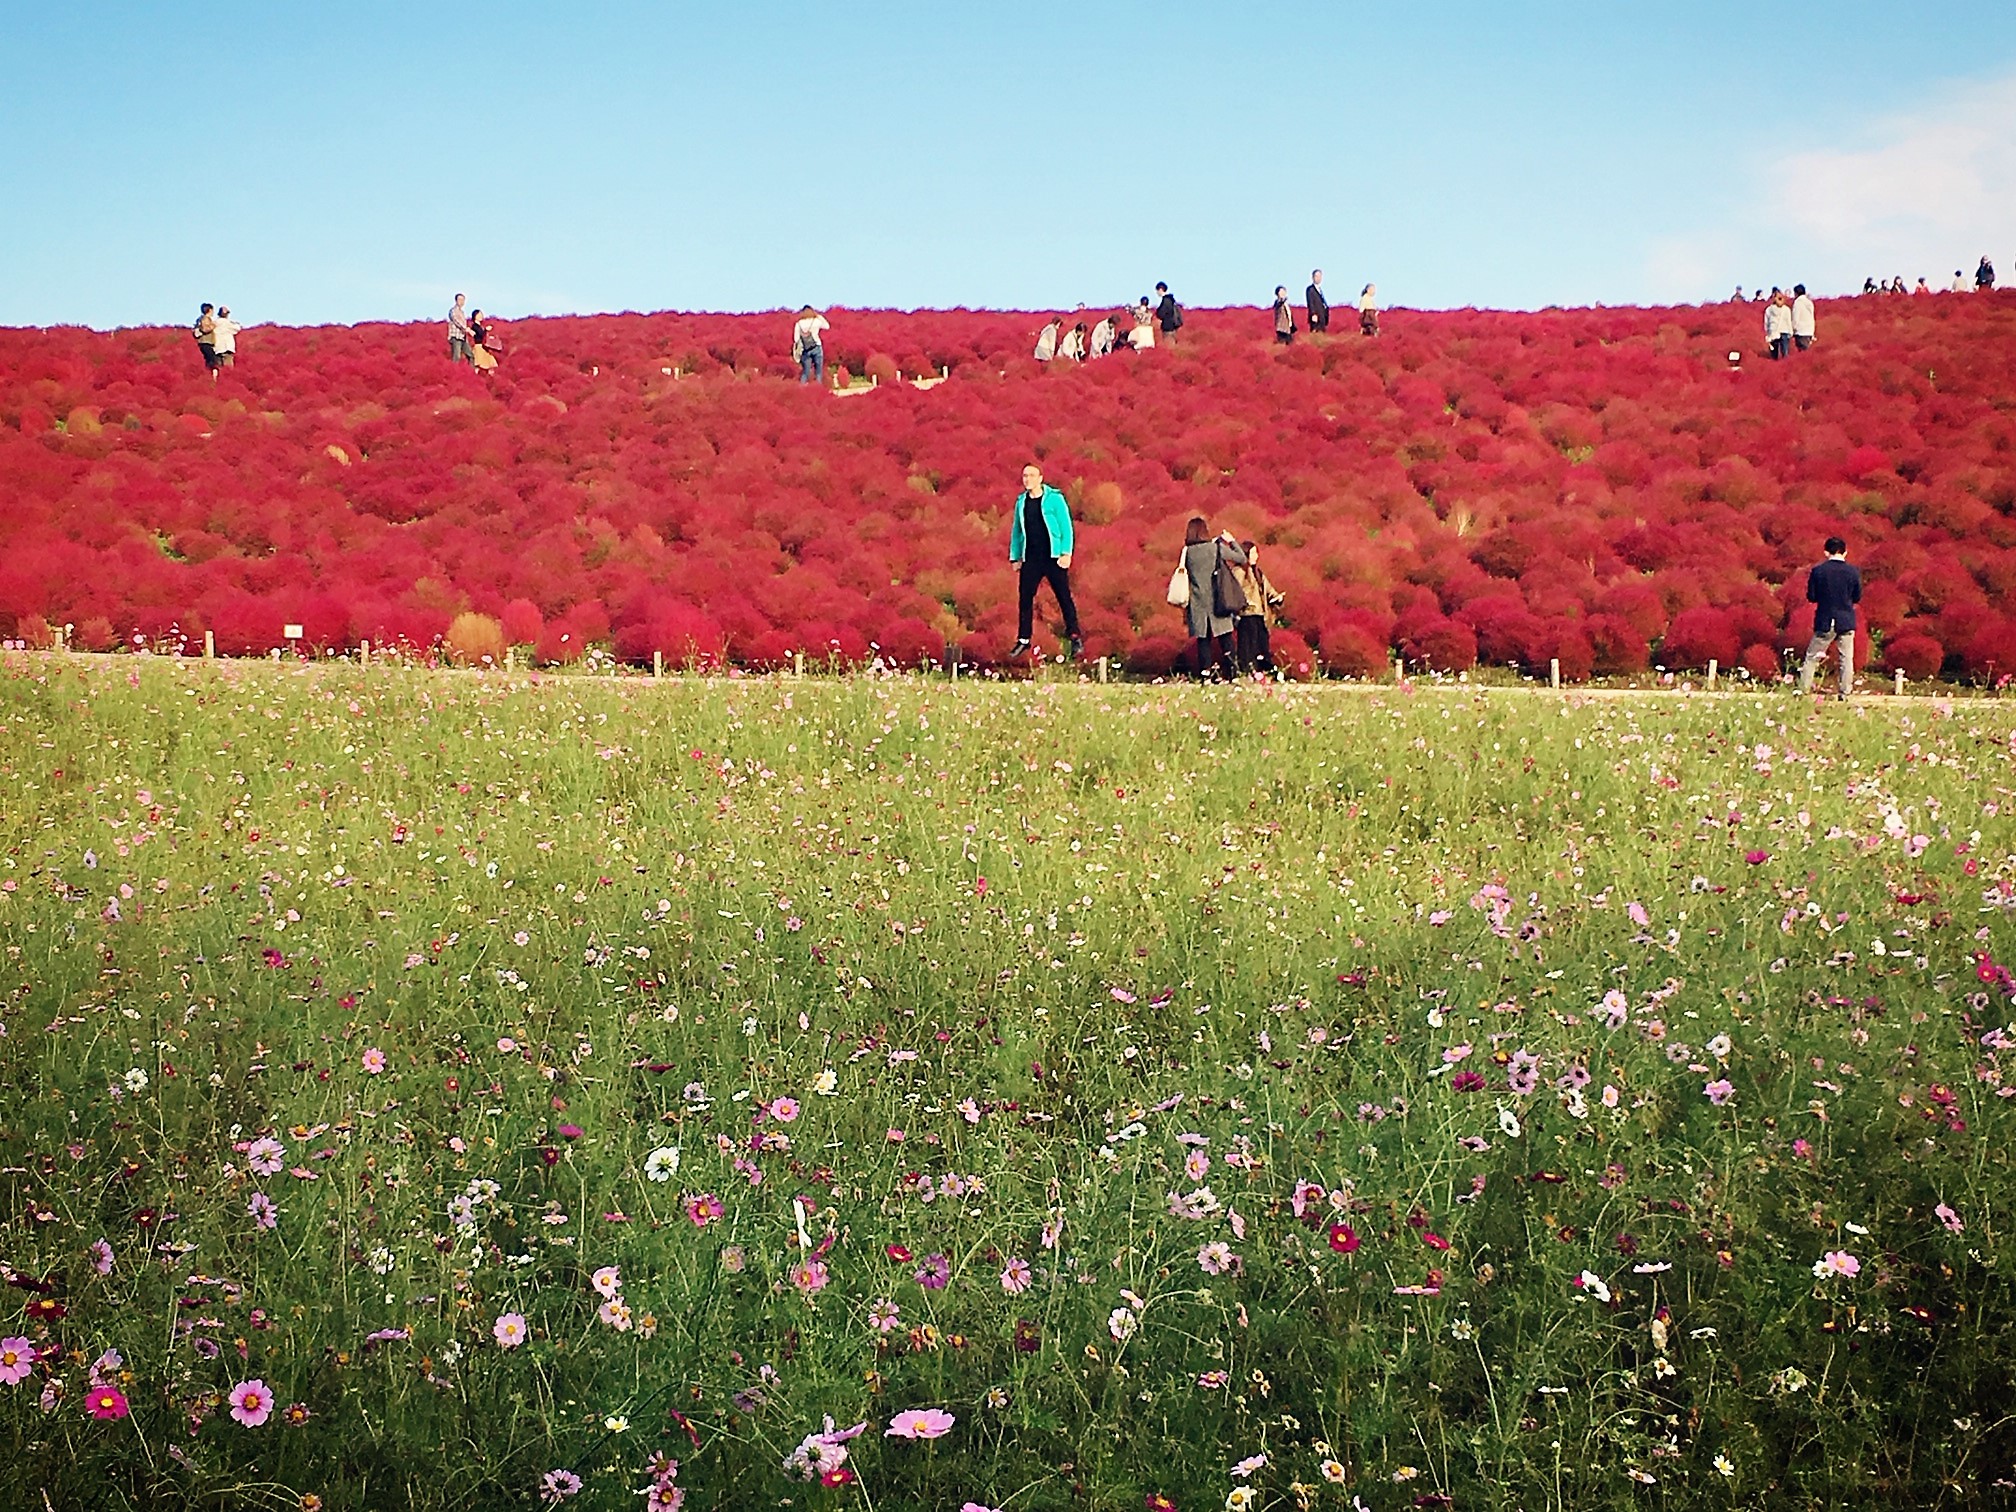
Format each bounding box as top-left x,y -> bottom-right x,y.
1181,515 -> 1247,680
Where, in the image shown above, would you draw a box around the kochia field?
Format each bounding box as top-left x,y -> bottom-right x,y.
2,294 -> 2015,681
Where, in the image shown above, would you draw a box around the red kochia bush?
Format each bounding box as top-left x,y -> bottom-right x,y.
1402,616 -> 1478,673
1880,632 -> 1945,681
1659,606 -> 1740,671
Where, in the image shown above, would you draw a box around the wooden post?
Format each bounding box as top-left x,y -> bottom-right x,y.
360,639 -> 371,667
653,650 -> 664,679
203,630 -> 215,659
1549,657 -> 1559,689
1706,658 -> 1718,689
1098,656 -> 1109,684
1394,656 -> 1404,683
505,646 -> 515,671
793,651 -> 804,677
1894,668 -> 1906,695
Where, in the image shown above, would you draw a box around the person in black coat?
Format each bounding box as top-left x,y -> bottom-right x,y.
1306,270 -> 1329,333
1798,536 -> 1862,698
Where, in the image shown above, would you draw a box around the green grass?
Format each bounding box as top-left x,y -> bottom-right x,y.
1,655 -> 2013,1511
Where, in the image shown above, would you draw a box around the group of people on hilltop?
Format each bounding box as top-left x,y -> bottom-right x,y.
1862,258 -> 1996,295
1278,271 -> 1379,344
1034,285 -> 1185,361
446,294 -> 505,372
190,303 -> 243,379
1761,284 -> 1817,359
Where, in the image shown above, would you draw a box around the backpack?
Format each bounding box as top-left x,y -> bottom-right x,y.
1167,301 -> 1184,329
1211,544 -> 1247,617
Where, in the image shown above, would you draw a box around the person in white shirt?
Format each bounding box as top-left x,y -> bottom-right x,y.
1763,289 -> 1792,359
1358,282 -> 1380,337
1088,314 -> 1117,359
210,306 -> 241,376
1790,284 -> 1815,351
1058,322 -> 1087,362
1950,270 -> 1969,293
1033,319 -> 1060,362
447,295 -> 472,363
1128,298 -> 1156,349
792,306 -> 830,385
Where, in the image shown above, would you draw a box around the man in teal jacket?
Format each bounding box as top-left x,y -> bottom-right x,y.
1008,463 -> 1082,660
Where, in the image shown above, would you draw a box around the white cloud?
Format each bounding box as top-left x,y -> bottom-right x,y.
1776,68 -> 2016,272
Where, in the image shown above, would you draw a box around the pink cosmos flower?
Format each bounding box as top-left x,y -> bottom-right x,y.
1703,1079 -> 1735,1106
868,1299 -> 901,1333
228,1378 -> 273,1427
494,1312 -> 529,1348
1197,1241 -> 1235,1276
1743,849 -> 1770,865
360,1047 -> 387,1075
1935,1202 -> 1964,1234
767,1097 -> 800,1124
1814,1250 -> 1861,1280
1328,1222 -> 1361,1255
885,1407 -> 956,1440
591,1266 -> 622,1299
246,1136 -> 285,1176
791,1259 -> 830,1296
541,1468 -> 584,1503
685,1193 -> 724,1227
0,1337 -> 36,1386
248,1192 -> 278,1230
999,1257 -> 1032,1294
89,1238 -> 114,1275
87,1385 -> 130,1420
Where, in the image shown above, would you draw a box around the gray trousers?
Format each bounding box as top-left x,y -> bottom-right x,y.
1799,628 -> 1854,696
449,336 -> 471,363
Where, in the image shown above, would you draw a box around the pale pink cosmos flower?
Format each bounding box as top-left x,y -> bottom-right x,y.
89,1238 -> 114,1275
1703,1079 -> 1734,1106
1183,1149 -> 1210,1181
767,1097 -> 800,1124
597,1299 -> 633,1331
248,1192 -> 278,1230
885,1407 -> 956,1440
591,1266 -> 622,1300
1198,1241 -> 1236,1276
246,1136 -> 285,1176
494,1312 -> 529,1348
228,1378 -> 274,1427
1935,1202 -> 1964,1234
868,1299 -> 901,1333
1813,1250 -> 1861,1280
999,1257 -> 1032,1294
361,1047 -> 387,1075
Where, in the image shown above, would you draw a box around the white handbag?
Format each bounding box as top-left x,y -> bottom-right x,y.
1166,553 -> 1191,608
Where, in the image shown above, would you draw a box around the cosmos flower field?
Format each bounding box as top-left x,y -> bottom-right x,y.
1,654 -> 2013,1510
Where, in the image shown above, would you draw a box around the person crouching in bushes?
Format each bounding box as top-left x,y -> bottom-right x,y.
1231,541 -> 1285,674
1180,516 -> 1246,680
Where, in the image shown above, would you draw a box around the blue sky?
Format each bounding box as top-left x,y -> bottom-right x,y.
5,1 -> 2014,327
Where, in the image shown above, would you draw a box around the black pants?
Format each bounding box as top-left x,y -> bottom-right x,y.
1236,617 -> 1272,671
1017,558 -> 1079,640
1194,634 -> 1235,678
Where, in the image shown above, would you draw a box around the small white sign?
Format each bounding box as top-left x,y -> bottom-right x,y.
283,624 -> 304,639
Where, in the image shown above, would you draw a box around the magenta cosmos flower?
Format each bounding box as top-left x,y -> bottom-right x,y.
87,1385 -> 130,1420
228,1378 -> 274,1427
885,1407 -> 956,1440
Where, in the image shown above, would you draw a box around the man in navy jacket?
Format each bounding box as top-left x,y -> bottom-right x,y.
1799,536 -> 1862,698
1008,463 -> 1082,660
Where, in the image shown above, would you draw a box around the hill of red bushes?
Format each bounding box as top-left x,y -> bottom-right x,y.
2,293 -> 2014,681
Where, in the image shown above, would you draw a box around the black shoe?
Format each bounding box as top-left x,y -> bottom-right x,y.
1007,639 -> 1031,659
1067,637 -> 1084,661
